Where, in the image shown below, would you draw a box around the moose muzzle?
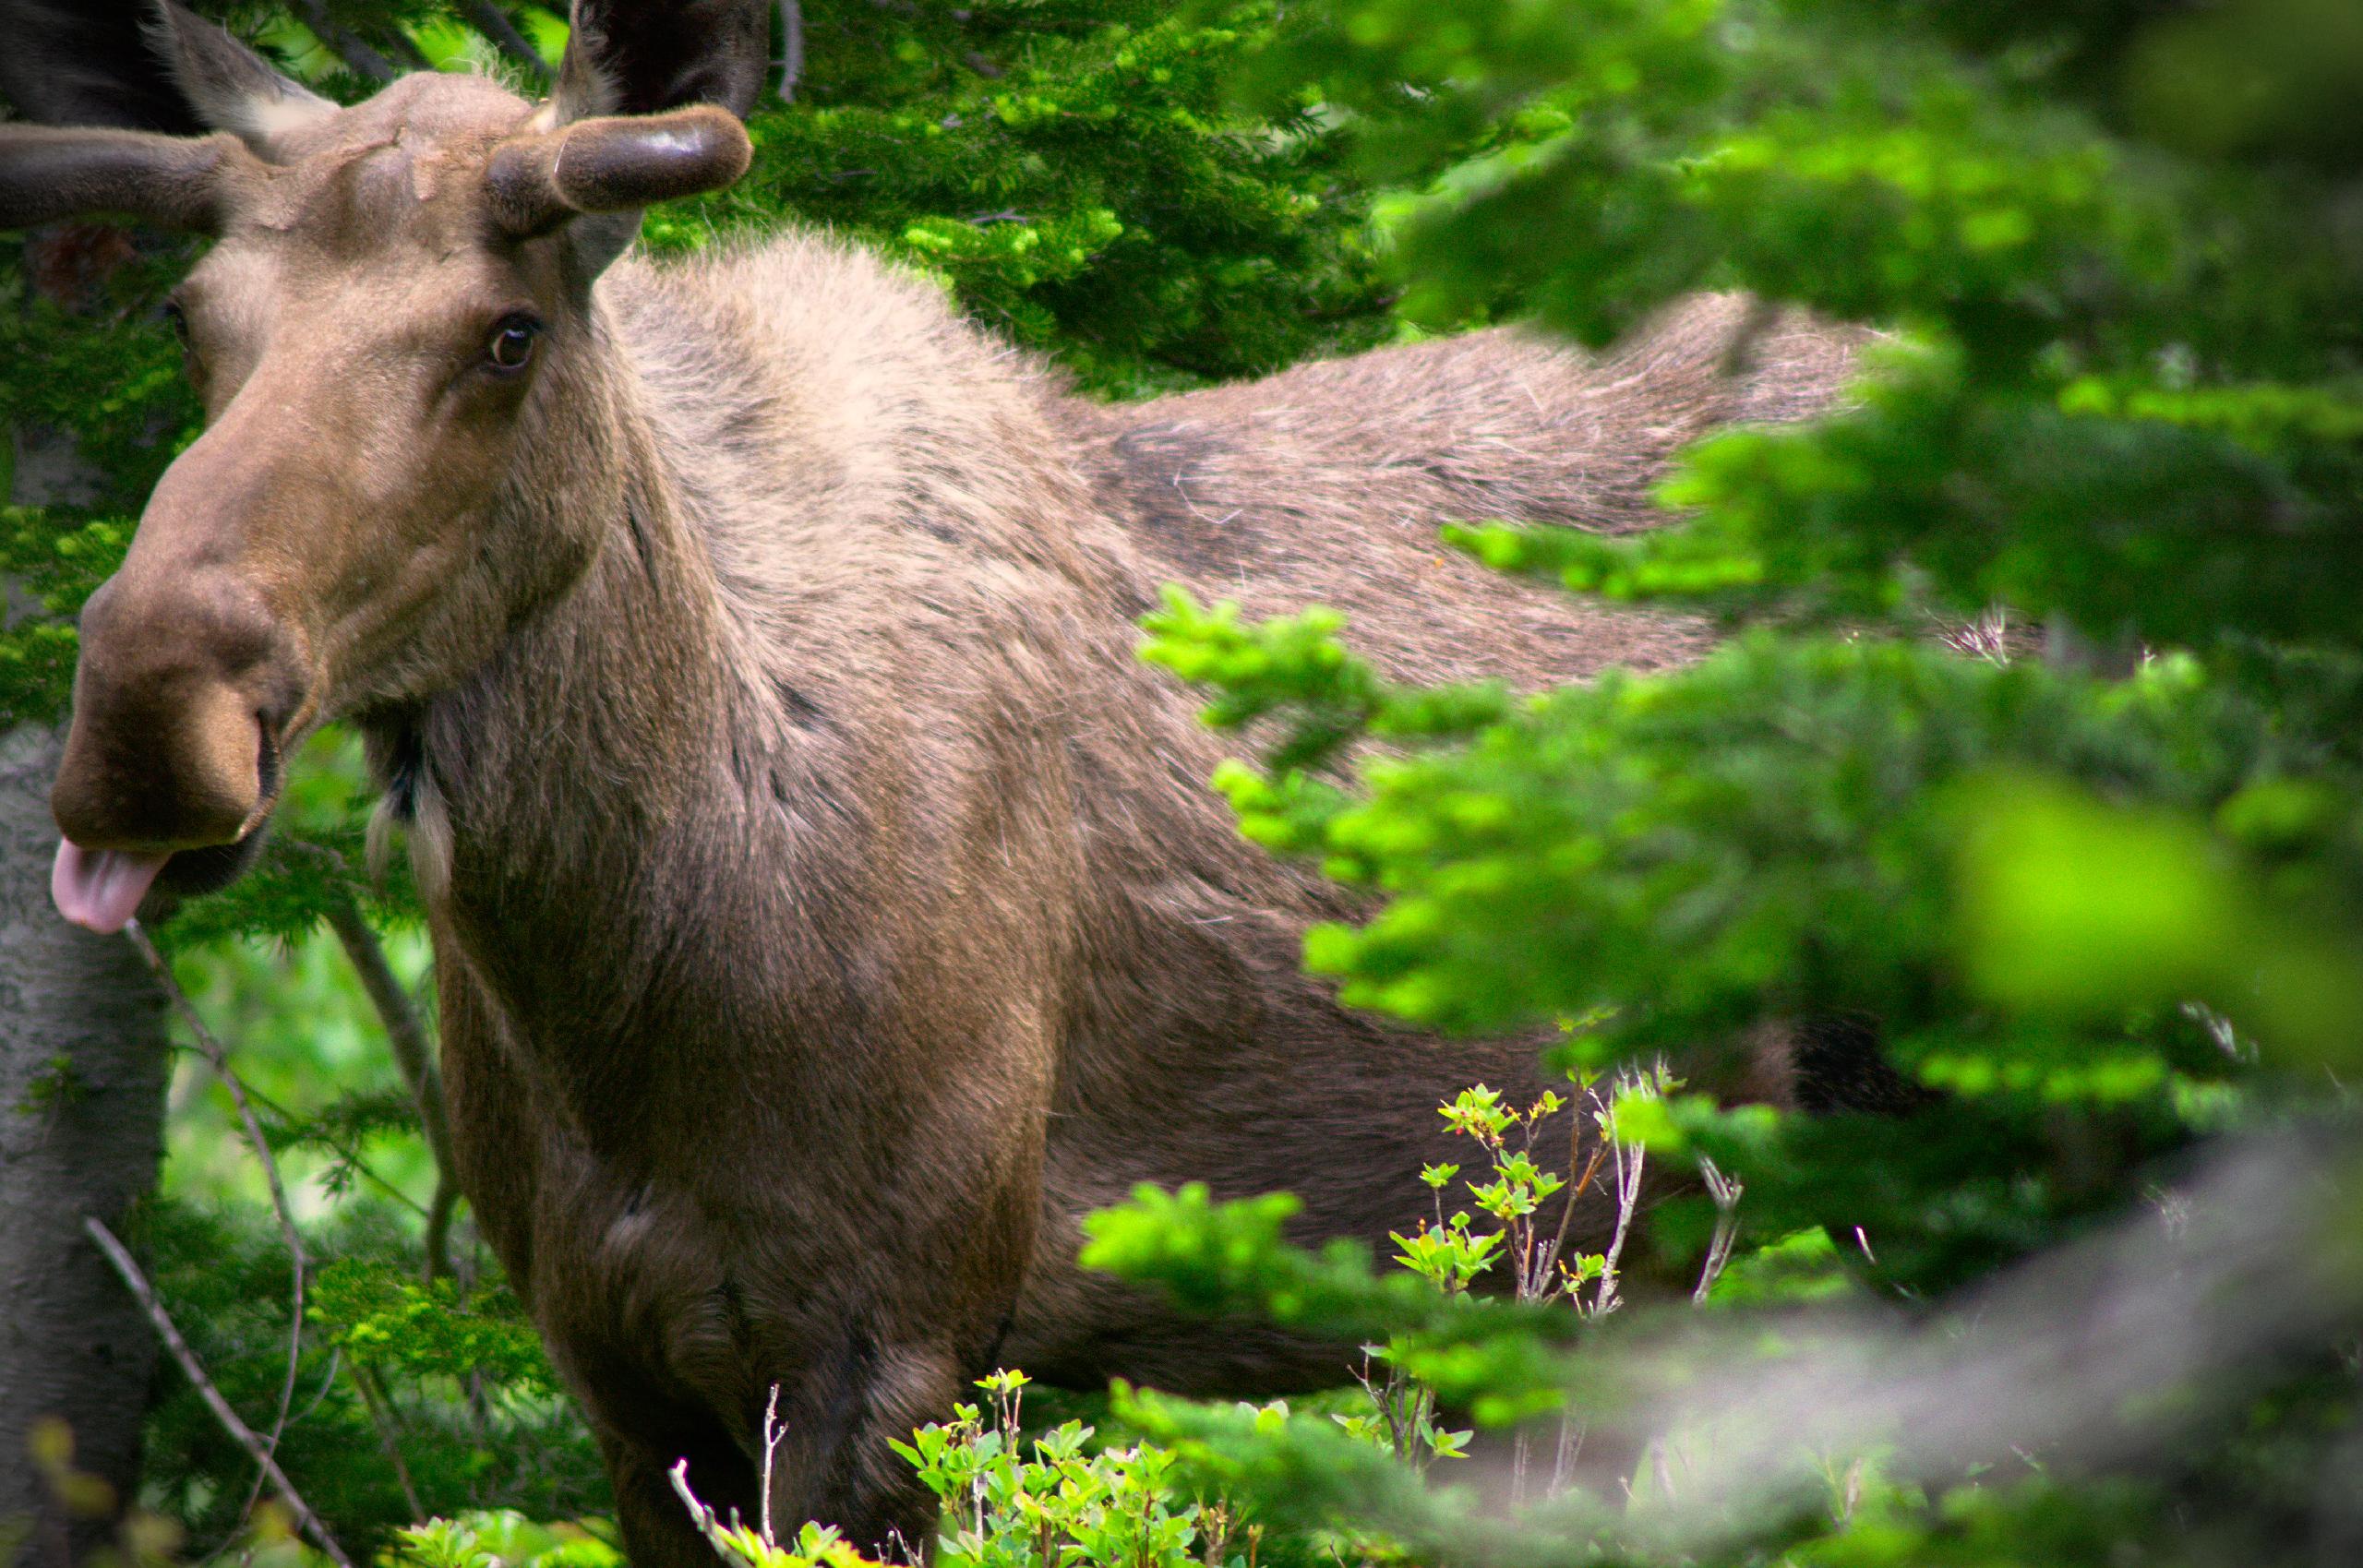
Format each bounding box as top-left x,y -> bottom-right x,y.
50,565 -> 306,933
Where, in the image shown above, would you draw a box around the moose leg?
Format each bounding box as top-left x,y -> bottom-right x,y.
752,1336 -> 969,1557
598,1418 -> 761,1568
588,1330 -> 967,1561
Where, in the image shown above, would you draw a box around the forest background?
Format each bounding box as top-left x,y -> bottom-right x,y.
4,2 -> 2363,1567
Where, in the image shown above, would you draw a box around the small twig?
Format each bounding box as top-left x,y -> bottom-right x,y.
1542,1128 -> 1607,1293
672,1459 -> 733,1555
1692,1156 -> 1745,1306
1586,1075 -> 1649,1319
82,1218 -> 355,1568
324,899 -> 458,1280
1551,1417 -> 1584,1497
760,1382 -> 786,1546
293,1347 -> 343,1429
126,918 -> 308,1532
458,0 -> 550,80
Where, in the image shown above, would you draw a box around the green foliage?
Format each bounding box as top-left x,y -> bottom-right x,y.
1148,601 -> 2362,1076
310,1262 -> 559,1398
891,1371 -> 1230,1568
1088,0 -> 2363,1564
676,0 -> 1395,397
383,1513 -> 625,1568
672,1370 -> 1251,1568
133,1200 -> 603,1562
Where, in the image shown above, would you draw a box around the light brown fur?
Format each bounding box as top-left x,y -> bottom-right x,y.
5,8 -> 1871,1558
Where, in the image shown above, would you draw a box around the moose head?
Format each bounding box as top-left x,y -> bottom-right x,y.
0,0 -> 765,931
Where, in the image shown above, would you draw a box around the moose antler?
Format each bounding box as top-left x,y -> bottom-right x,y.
483,103 -> 752,239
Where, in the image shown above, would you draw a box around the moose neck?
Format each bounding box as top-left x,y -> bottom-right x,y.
387,298 -> 864,1130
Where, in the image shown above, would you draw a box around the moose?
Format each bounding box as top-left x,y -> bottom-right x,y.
3,1 -> 1871,1559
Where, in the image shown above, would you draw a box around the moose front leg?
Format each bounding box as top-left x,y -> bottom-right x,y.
581,1329 -> 971,1564
598,1420 -> 761,1568
752,1336 -> 974,1559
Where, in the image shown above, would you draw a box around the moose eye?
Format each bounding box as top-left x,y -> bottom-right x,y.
486,313 -> 542,373
162,297 -> 192,349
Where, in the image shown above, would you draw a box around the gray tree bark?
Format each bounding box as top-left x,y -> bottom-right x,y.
0,331 -> 172,1567
0,18 -> 198,1561
0,723 -> 169,1568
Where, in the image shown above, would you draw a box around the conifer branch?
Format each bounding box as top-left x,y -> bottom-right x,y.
82,1217 -> 354,1568
231,1073 -> 429,1220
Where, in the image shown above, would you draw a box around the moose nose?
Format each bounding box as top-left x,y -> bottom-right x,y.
50,570 -> 306,855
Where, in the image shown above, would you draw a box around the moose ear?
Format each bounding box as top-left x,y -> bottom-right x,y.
546,0 -> 771,125
0,0 -> 203,131
0,1 -> 266,235
140,0 -> 336,151
0,2 -> 333,149
0,123 -> 238,233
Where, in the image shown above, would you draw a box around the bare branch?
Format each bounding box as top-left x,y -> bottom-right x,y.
323,899 -> 459,1280
81,1217 -> 355,1568
1583,1071 -> 1652,1320
124,918 -> 308,1531
759,1382 -> 786,1546
458,0 -> 551,81
1691,1156 -> 1745,1306
383,28 -> 434,74
293,1 -> 396,84
424,1183 -> 460,1287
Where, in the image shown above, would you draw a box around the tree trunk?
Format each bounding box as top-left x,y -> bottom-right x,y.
0,19 -> 198,1560
0,722 -> 170,1567
0,400 -> 171,1566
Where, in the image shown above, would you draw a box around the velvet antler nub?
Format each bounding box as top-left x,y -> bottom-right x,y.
484,103 -> 751,239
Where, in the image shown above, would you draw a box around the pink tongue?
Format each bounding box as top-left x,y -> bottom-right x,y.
52,840 -> 171,934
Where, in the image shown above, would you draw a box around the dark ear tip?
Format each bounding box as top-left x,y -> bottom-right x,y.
0,125 -> 233,233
